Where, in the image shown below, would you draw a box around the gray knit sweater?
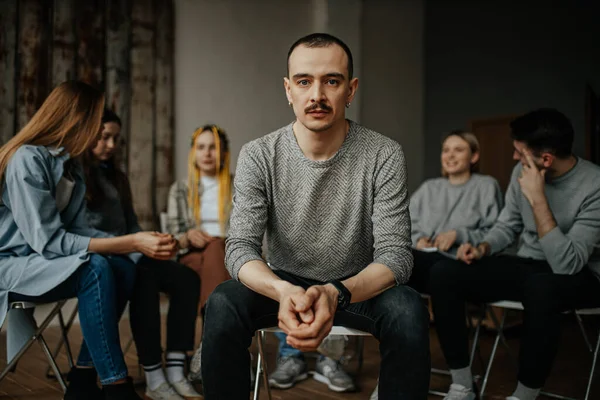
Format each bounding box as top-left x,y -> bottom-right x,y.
409,174 -> 503,252
225,121 -> 413,284
484,158 -> 600,278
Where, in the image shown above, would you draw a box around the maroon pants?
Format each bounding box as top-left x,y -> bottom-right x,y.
179,238 -> 230,309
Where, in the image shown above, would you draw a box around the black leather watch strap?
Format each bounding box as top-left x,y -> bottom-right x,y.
328,280 -> 351,310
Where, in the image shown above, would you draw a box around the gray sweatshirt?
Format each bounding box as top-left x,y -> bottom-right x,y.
484,158 -> 600,278
409,174 -> 503,251
225,121 -> 413,284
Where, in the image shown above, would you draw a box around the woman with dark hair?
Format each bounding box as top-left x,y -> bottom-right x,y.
0,81 -> 178,400
83,109 -> 201,400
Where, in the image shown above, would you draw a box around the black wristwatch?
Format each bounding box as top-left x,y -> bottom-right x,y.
328,280 -> 352,310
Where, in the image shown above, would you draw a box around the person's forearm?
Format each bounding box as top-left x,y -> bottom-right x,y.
237,260 -> 296,302
531,195 -> 557,238
88,235 -> 136,254
340,263 -> 395,303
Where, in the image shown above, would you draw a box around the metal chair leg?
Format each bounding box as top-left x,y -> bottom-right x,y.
46,306 -> 78,378
253,348 -> 262,400
584,327 -> 600,400
258,330 -> 272,400
38,334 -> 67,392
480,308 -> 508,397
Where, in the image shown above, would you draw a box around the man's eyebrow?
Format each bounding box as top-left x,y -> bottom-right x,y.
291,73 -> 346,80
292,73 -> 312,79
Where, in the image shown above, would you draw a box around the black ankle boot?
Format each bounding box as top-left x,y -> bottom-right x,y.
64,367 -> 103,400
103,377 -> 142,400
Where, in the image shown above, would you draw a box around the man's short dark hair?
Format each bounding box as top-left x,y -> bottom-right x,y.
510,108 -> 574,158
287,33 -> 354,79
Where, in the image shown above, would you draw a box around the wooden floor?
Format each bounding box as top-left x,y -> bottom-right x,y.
0,312 -> 598,400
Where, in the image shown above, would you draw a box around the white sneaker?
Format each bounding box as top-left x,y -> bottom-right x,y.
145,382 -> 184,400
443,383 -> 477,400
170,379 -> 202,399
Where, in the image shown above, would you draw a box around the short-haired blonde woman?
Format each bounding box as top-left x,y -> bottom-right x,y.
407,130 -> 504,293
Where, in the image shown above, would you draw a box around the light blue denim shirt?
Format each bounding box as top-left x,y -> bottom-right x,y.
0,145 -> 111,326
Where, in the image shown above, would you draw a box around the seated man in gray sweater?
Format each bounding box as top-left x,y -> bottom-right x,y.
200,33 -> 430,400
429,108 -> 600,400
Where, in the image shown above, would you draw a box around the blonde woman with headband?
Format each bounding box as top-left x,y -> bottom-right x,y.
167,124 -> 232,312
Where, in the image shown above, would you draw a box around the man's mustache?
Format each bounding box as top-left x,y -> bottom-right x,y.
304,102 -> 332,113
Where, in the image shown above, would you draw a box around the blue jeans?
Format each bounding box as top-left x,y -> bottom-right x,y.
202,270 -> 430,399
9,254 -> 136,384
274,332 -> 303,359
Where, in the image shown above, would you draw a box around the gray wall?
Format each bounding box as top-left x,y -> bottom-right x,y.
360,0 -> 424,193
424,0 -> 600,179
174,0 -> 426,191
174,0 -> 315,180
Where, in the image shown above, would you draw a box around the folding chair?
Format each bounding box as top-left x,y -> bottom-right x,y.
479,300 -> 600,400
253,326 -> 371,400
45,305 -> 77,379
0,300 -> 72,392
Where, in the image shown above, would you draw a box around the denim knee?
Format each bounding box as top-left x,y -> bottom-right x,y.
204,280 -> 247,332
82,254 -> 116,288
379,286 -> 429,344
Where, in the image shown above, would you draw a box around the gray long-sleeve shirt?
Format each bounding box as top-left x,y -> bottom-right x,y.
484,158 -> 600,277
225,121 -> 413,284
409,174 -> 503,251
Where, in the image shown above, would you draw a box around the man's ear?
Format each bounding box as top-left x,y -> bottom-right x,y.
283,77 -> 292,104
541,152 -> 555,169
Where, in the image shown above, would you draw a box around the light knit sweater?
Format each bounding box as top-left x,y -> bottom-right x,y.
225,121 -> 413,284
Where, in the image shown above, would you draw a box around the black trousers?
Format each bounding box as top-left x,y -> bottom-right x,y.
129,256 -> 200,366
201,270 -> 431,400
429,254 -> 600,388
407,248 -> 450,294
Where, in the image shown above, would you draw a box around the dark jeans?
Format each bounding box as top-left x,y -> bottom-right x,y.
429,255 -> 600,388
129,256 -> 200,366
9,254 -> 136,384
407,249 -> 450,294
201,270 -> 431,400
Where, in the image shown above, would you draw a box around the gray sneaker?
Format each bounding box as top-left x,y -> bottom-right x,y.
443,383 -> 477,400
268,356 -> 308,389
312,356 -> 356,392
